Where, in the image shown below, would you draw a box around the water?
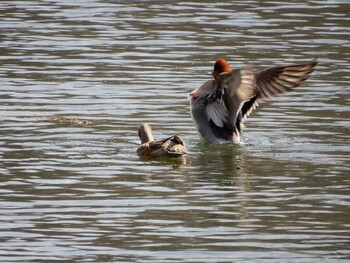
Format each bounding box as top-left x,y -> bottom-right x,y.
1,0 -> 349,262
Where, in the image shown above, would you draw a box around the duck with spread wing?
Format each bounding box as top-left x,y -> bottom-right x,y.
189,58 -> 318,144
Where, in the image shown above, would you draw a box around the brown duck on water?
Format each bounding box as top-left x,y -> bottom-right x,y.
136,123 -> 186,157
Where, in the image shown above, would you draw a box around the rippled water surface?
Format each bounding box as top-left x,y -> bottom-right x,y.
1,0 -> 349,262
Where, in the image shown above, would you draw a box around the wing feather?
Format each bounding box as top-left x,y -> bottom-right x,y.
218,67 -> 256,124
206,100 -> 228,127
256,61 -> 318,98
200,67 -> 256,142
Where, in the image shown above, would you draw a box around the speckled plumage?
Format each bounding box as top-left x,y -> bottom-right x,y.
137,124 -> 186,157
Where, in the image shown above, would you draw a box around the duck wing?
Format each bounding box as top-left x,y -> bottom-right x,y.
235,96 -> 259,133
255,61 -> 318,98
148,136 -> 173,150
204,66 -> 256,141
235,61 -> 318,131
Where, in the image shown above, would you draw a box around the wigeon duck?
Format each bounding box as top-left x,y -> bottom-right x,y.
190,58 -> 318,144
137,123 -> 186,157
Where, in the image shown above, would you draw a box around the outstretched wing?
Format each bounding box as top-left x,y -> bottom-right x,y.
256,61 -> 318,98
204,66 -> 256,141
235,61 -> 318,131
209,66 -> 256,125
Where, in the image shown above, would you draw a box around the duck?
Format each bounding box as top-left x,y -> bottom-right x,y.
189,58 -> 318,144
136,123 -> 186,157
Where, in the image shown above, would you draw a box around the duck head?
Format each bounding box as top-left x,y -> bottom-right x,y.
138,123 -> 154,144
212,58 -> 232,80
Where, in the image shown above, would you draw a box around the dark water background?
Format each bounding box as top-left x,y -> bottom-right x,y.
1,0 -> 349,262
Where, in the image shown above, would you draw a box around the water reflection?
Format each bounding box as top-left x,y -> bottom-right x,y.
1,0 -> 349,262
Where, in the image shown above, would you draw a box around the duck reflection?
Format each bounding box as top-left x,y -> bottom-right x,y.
189,141 -> 251,180
188,141 -> 253,222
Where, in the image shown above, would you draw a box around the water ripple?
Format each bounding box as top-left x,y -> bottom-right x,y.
1,0 -> 349,262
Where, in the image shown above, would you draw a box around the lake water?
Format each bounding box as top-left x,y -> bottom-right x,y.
1,0 -> 349,262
